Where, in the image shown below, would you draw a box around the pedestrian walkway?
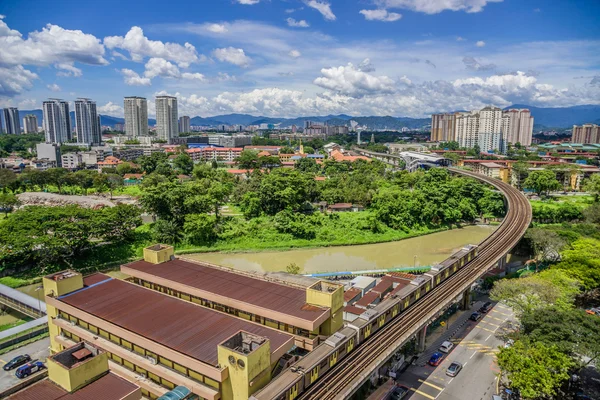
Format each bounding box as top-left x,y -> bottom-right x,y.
415,300 -> 484,367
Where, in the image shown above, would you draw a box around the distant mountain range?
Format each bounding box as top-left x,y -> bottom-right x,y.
18,104 -> 600,131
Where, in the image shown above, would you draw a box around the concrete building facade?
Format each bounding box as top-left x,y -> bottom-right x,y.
572,124 -> 599,144
3,107 -> 21,134
75,98 -> 101,145
41,245 -> 344,400
23,114 -> 38,133
156,96 -> 178,143
43,99 -> 72,143
430,113 -> 456,142
502,109 -> 534,146
124,97 -> 148,137
179,116 -> 191,134
36,143 -> 61,166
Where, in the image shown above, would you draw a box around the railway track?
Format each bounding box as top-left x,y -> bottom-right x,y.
298,168 -> 532,400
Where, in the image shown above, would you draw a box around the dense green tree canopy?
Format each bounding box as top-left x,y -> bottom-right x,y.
523,170 -> 561,196
497,339 -> 574,400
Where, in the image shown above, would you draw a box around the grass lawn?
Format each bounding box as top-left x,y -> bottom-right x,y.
529,195 -> 594,210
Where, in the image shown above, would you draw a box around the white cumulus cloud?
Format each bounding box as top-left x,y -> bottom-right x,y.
287,18 -> 310,28
206,24 -> 228,33
305,0 -> 336,20
360,9 -> 402,22
476,40 -> 486,47
0,18 -> 107,70
144,57 -> 181,79
98,101 -> 124,116
55,63 -> 83,77
374,0 -> 503,14
288,50 -> 302,58
0,66 -> 38,96
104,26 -> 200,68
212,47 -> 251,67
121,68 -> 151,86
313,62 -> 396,96
47,83 -> 61,92
237,0 -> 260,4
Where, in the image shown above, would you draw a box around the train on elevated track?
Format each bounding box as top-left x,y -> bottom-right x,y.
251,244 -> 478,400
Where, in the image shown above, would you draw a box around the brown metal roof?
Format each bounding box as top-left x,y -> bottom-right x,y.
8,372 -> 138,400
123,258 -> 328,323
58,278 -> 292,366
355,291 -> 380,308
343,305 -> 365,316
83,273 -> 111,287
370,280 -> 392,294
343,288 -> 361,303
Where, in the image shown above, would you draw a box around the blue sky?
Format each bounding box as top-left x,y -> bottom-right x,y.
0,0 -> 599,118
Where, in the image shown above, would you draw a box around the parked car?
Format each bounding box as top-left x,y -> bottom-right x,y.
479,302 -> 493,313
3,354 -> 31,371
504,339 -> 514,348
446,362 -> 463,377
15,361 -> 45,379
439,341 -> 454,353
428,352 -> 444,366
385,384 -> 410,400
470,312 -> 482,321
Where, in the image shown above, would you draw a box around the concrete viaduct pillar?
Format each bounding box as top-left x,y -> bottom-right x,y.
416,325 -> 427,352
461,288 -> 471,310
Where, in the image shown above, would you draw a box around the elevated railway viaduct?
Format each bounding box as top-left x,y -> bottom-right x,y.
252,157 -> 531,400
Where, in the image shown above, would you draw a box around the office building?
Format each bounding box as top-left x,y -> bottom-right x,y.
23,114 -> 38,133
572,124 -> 599,144
75,98 -> 101,145
43,99 -> 72,143
502,109 -> 534,146
42,244 -> 342,400
36,143 -> 61,166
155,96 -> 178,143
124,96 -> 148,137
3,107 -> 21,134
430,113 -> 457,142
179,116 -> 191,134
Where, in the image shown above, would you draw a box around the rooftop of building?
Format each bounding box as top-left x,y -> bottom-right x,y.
57,276 -> 293,366
480,162 -> 504,169
354,291 -> 380,308
343,305 -> 366,316
122,258 -> 329,324
7,372 -> 139,400
343,288 -> 361,303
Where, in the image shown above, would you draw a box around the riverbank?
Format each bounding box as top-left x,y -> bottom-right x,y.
188,225 -> 497,274
0,212 -> 495,286
175,212 -> 493,255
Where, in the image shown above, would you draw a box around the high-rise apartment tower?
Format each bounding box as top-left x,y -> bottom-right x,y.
43,99 -> 71,143
155,96 -> 178,142
3,107 -> 21,134
23,114 -> 38,133
74,98 -> 101,145
124,96 -> 148,137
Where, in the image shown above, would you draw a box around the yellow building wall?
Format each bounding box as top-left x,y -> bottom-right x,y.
47,352 -> 109,392
499,168 -> 510,183
217,341 -> 271,400
43,273 -> 84,353
143,245 -> 174,264
306,284 -> 343,313
307,283 -> 344,336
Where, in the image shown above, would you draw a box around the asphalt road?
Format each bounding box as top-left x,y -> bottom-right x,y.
0,337 -> 50,392
396,303 -> 515,400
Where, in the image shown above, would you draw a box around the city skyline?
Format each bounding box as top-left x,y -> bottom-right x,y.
0,0 -> 598,119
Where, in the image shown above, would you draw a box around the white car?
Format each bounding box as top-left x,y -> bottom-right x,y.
439,341 -> 454,353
